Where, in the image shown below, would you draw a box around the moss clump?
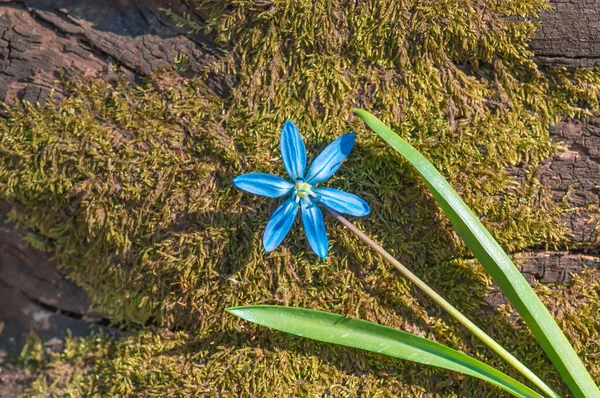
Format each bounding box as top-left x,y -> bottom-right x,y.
2,0 -> 600,396
19,270 -> 600,397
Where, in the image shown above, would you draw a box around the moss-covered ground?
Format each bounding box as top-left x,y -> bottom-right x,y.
2,0 -> 600,396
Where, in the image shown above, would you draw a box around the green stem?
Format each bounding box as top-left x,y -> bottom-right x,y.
325,206 -> 561,398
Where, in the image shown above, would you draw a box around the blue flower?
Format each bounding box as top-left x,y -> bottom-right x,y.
233,120 -> 370,259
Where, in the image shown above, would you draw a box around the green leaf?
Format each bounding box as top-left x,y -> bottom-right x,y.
354,108 -> 600,398
228,305 -> 543,398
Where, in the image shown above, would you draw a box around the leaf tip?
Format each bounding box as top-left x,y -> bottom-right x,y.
225,306 -> 245,317
352,108 -> 366,117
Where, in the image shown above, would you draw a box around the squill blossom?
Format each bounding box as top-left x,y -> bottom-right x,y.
233,120 -> 369,259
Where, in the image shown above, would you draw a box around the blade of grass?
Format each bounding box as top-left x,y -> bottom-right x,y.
324,204 -> 560,398
354,108 -> 600,398
228,305 -> 544,398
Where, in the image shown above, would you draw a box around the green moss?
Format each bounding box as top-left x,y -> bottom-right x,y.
2,0 -> 600,396
19,270 -> 600,397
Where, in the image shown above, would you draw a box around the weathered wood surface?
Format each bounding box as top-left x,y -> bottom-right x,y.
487,0 -> 600,306
0,0 -> 599,366
0,201 -> 116,354
0,0 -> 234,105
531,0 -> 600,68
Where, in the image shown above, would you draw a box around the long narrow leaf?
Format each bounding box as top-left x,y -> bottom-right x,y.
354,108 -> 599,397
228,305 -> 543,398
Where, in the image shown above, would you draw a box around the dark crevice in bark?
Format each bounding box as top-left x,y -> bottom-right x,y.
536,54 -> 600,61
26,296 -> 113,327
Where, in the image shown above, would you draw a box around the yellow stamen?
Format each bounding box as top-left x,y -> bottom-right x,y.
295,181 -> 312,198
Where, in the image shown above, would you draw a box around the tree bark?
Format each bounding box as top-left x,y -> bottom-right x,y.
531,0 -> 600,68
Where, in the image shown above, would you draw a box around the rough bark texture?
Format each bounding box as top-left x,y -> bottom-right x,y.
0,0 -> 235,105
531,0 -> 600,252
531,0 -> 600,68
531,0 -> 600,248
1,0 -> 600,359
0,200 -> 118,357
0,203 -> 120,398
542,118 -> 600,247
519,250 -> 599,284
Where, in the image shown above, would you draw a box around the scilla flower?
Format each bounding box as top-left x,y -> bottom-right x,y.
233,120 -> 370,259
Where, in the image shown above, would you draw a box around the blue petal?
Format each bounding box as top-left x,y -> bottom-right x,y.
313,188 -> 370,216
301,197 -> 328,259
233,173 -> 294,198
280,120 -> 307,181
305,133 -> 355,184
263,197 -> 299,252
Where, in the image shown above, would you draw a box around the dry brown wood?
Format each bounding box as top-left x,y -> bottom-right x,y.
0,202 -> 118,356
531,0 -> 600,68
0,0 -> 235,105
531,1 -> 600,250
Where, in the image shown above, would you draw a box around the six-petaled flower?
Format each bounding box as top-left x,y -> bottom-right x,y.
233,120 -> 370,259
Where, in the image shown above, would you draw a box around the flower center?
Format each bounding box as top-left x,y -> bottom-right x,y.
295,181 -> 312,198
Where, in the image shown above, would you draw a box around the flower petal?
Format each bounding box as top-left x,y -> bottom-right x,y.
233,173 -> 294,198
313,188 -> 370,216
280,120 -> 307,181
263,197 -> 299,252
301,197 -> 328,259
305,133 -> 355,184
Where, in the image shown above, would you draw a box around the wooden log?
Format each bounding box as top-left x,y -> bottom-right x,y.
531,0 -> 600,68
